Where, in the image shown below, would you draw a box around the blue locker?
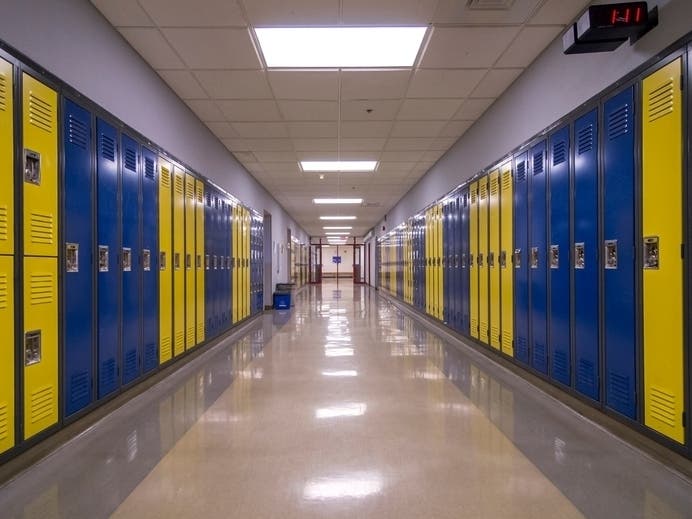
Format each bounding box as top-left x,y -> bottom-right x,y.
204,190 -> 214,337
97,118 -> 120,398
221,200 -> 229,329
141,147 -> 159,373
442,201 -> 450,323
451,197 -> 459,330
548,126 -> 571,386
513,152 -> 530,365
214,195 -> 221,332
460,190 -> 470,335
529,141 -> 548,374
573,109 -> 601,401
121,134 -> 142,385
603,88 -> 636,416
63,99 -> 94,416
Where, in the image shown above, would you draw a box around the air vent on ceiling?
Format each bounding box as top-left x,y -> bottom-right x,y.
363,202 -> 381,208
466,0 -> 515,10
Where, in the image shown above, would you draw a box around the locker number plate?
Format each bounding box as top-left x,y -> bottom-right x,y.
99,246 -> 109,272
605,240 -> 618,270
24,149 -> 41,185
66,243 -> 79,273
25,330 -> 41,366
643,236 -> 659,269
575,243 -> 585,269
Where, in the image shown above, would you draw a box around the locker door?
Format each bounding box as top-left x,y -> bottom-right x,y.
478,176 -> 489,345
514,152 -> 530,365
489,170 -> 501,350
438,203 -> 444,320
121,134 -> 142,385
603,89 -> 636,417
548,126 -> 571,387
574,109 -> 601,400
96,118 -> 120,397
0,256 -> 14,453
158,160 -> 173,364
642,58 -> 685,443
184,173 -> 196,349
172,167 -> 185,356
204,191 -> 213,337
529,141 -> 548,374
244,208 -> 250,319
500,162 -> 514,356
469,182 -> 479,339
425,209 -> 431,315
232,204 -> 238,324
142,149 -> 158,373
448,199 -> 456,328
195,180 -> 205,344
0,57 -> 14,256
460,189 -> 470,336
63,99 -> 94,416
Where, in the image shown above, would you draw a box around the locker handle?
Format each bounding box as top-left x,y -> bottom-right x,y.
461,253 -> 467,269
186,253 -> 192,270
643,236 -> 659,269
25,330 -> 42,366
499,251 -> 507,269
122,248 -> 132,272
160,252 -> 167,271
174,252 -> 181,270
212,255 -> 218,270
469,253 -> 474,268
143,249 -> 151,271
24,149 -> 41,185
549,245 -> 559,269
66,243 -> 79,273
604,240 -> 618,270
478,253 -> 484,268
205,254 -> 210,270
530,248 -> 538,269
488,252 -> 495,268
196,254 -> 202,269
99,246 -> 109,273
574,243 -> 585,270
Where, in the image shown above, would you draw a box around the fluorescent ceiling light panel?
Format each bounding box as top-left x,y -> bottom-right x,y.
314,198 -> 363,204
301,161 -> 377,172
320,216 -> 356,220
255,27 -> 426,68
326,232 -> 350,235
323,226 -> 352,230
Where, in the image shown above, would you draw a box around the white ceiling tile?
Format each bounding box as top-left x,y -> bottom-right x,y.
421,27 -> 520,69
292,139 -> 338,151
385,138 -> 435,151
230,150 -> 257,162
119,28 -> 185,69
391,120 -> 446,137
163,28 -> 260,69
295,150 -> 341,161
243,0 -> 339,25
218,100 -> 281,121
158,70 -> 207,99
278,101 -> 339,121
340,100 -> 402,121
430,137 -> 457,150
421,149 -> 446,162
530,0 -> 590,25
253,151 -> 298,162
91,0 -> 153,26
338,151 -> 380,161
268,71 -> 339,100
223,138 -> 251,151
496,26 -> 563,68
380,150 -> 425,162
263,162 -> 301,173
185,99 -> 225,121
194,70 -> 273,99
397,99 -> 462,120
376,162 -> 417,173
139,0 -> 246,27
454,98 -> 495,120
340,70 -> 411,100
433,0 -> 542,24
245,139 -> 295,151
340,138 -> 387,152
340,121 -> 393,138
288,122 -> 338,138
205,121 -> 239,138
407,69 -> 486,98
341,0 -> 438,24
470,68 -> 523,98
232,122 -> 289,138
244,162 -> 266,173
439,119 -> 474,138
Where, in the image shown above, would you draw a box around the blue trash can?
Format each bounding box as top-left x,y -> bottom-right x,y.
273,292 -> 291,309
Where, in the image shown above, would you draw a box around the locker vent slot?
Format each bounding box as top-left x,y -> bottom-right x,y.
0,72 -> 6,111
479,182 -> 488,200
608,373 -> 631,409
532,151 -> 544,175
490,178 -> 499,195
30,212 -> 54,245
144,343 -> 157,367
647,79 -> 675,123
161,336 -> 172,361
69,371 -> 90,405
197,323 -> 204,339
552,141 -> 566,166
197,189 -> 204,204
577,359 -> 596,390
68,115 -> 88,150
649,386 -> 676,426
607,105 -> 630,140
0,205 -> 7,242
187,327 -> 195,345
577,125 -> 594,155
124,148 -> 137,172
100,134 -> 115,162
100,358 -> 116,390
125,349 -> 137,376
206,192 -> 212,206
30,386 -> 54,424
515,161 -> 526,182
161,166 -> 171,188
145,157 -> 155,179
501,171 -> 511,191
0,273 -> 7,309
553,350 -> 568,378
28,93 -> 54,133
0,403 -> 7,440
175,174 -> 184,195
516,337 -> 528,359
533,342 -> 546,365
175,331 -> 184,352
30,273 -> 54,305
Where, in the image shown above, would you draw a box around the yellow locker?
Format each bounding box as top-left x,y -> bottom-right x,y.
232,204 -> 239,324
642,58 -> 685,444
437,203 -> 444,320
478,176 -> 489,345
195,180 -> 205,344
173,167 -> 185,356
0,256 -> 14,453
469,183 -> 479,339
499,162 -> 514,356
0,58 -> 14,257
159,160 -> 173,363
434,205 -> 440,318
23,257 -> 58,438
488,170 -> 501,350
425,209 -> 432,315
22,74 -> 58,259
184,173 -> 196,349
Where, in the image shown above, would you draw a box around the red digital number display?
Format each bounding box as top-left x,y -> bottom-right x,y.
610,5 -> 645,25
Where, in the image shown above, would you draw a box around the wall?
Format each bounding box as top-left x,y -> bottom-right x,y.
321,246 -> 353,276
0,0 -> 308,294
376,0 -> 692,236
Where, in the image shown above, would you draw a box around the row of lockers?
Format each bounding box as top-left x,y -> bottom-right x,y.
0,53 -> 264,459
378,49 -> 689,451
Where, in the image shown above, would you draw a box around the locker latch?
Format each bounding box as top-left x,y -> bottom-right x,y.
530,247 -> 539,269
513,249 -> 521,269
550,245 -> 559,269
24,149 -> 41,185
605,240 -> 618,270
213,255 -> 218,270
500,251 -> 507,269
643,236 -> 659,269
160,252 -> 167,271
196,254 -> 202,269
99,246 -> 109,272
174,252 -> 181,270
575,243 -> 585,269
455,254 -> 460,269
24,330 -> 41,366
488,252 -> 495,268
143,249 -> 151,271
461,253 -> 467,268
205,254 -> 210,270
186,253 -> 192,270
478,253 -> 484,267
122,248 -> 132,272
66,243 -> 79,273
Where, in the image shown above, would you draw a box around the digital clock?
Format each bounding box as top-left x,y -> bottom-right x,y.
577,2 -> 649,41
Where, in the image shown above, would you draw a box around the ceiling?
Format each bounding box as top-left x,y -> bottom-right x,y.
91,0 -> 591,237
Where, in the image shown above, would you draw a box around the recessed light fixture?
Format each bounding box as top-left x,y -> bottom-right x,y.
313,198 -> 363,205
301,161 -> 377,172
320,216 -> 357,220
323,226 -> 352,230
255,27 -> 427,68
